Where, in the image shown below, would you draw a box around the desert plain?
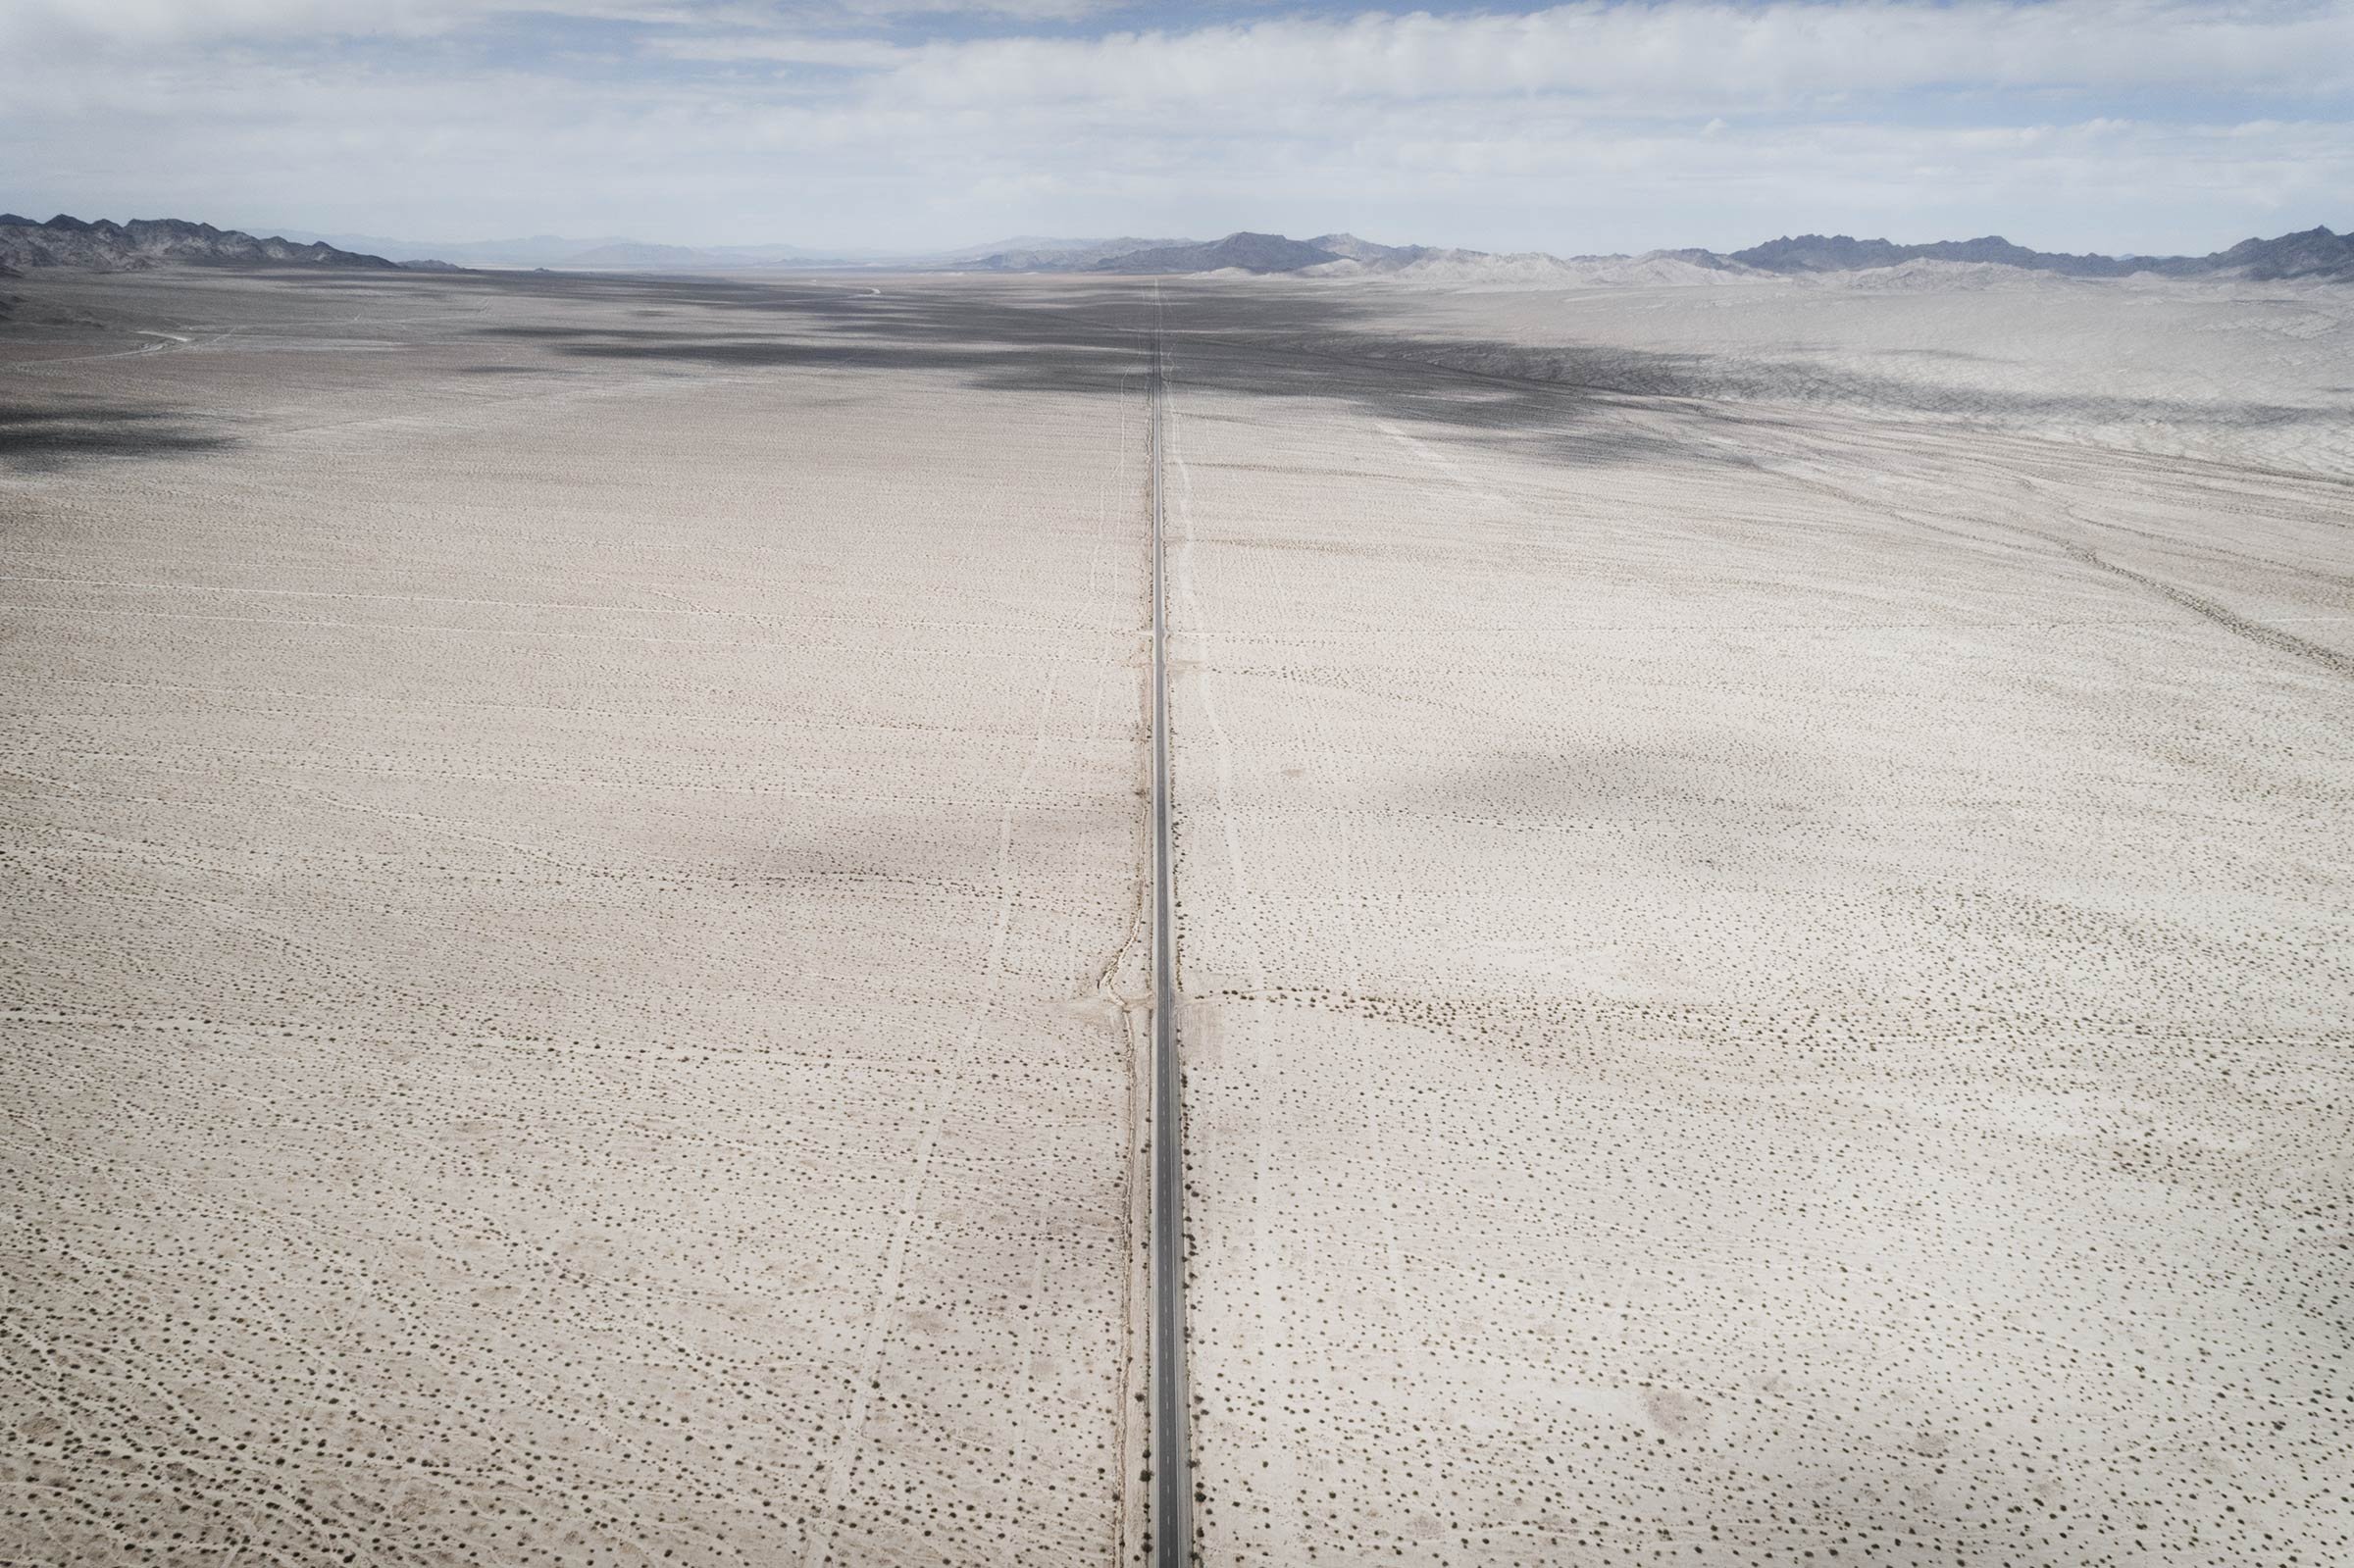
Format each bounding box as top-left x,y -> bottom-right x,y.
3,262 -> 2350,1567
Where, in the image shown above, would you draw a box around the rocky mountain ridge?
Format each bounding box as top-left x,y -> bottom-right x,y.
0,214 -> 437,274
1071,225 -> 2354,282
1085,231 -> 1347,274
1728,227 -> 2354,281
8,211 -> 2347,284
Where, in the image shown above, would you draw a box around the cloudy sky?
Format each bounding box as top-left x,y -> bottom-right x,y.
4,0 -> 2350,255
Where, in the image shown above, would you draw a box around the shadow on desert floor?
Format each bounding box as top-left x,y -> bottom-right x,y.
0,401 -> 234,472
396,268 -> 2348,458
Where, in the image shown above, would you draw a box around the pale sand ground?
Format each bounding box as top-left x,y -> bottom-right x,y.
2,271 -> 1157,1566
1158,278 -> 2352,1564
1289,267 -> 2354,480
4,266 -> 2351,1568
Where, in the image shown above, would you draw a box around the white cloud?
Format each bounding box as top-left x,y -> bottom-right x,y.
3,0 -> 2350,252
645,31 -> 911,64
0,0 -> 1111,49
866,2 -> 2354,112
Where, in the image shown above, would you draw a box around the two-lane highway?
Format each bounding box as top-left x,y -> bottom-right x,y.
1148,296 -> 1193,1568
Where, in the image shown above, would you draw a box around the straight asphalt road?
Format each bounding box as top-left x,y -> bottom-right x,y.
1149,294 -> 1193,1568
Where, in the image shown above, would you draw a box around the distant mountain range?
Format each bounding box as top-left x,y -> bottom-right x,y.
1066,226 -> 2354,282
1086,231 -> 1353,273
0,214 -> 435,274
6,210 -> 2349,285
1725,228 -> 2354,281
253,228 -> 1208,273
280,230 -> 888,270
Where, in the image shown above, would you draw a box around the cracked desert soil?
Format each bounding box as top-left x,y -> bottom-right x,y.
2,269 -> 1161,1568
5,264 -> 2352,1567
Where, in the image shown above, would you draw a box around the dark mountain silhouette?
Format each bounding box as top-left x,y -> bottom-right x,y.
1731,227 -> 2354,280
1731,233 -> 2112,275
2199,225 -> 2354,280
0,214 -> 439,272
1083,225 -> 2351,281
1305,232 -> 1438,267
6,209 -> 2346,283
1091,231 -> 1346,274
